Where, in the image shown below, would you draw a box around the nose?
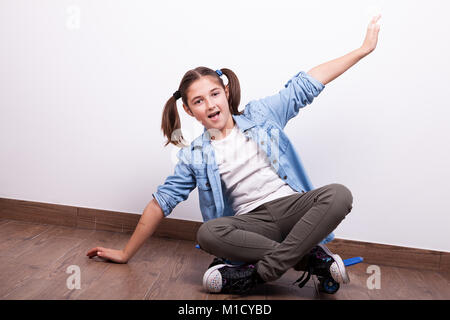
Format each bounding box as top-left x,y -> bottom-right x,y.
206,98 -> 217,110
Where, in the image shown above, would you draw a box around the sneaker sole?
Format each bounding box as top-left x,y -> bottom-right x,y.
203,263 -> 234,293
318,244 -> 350,284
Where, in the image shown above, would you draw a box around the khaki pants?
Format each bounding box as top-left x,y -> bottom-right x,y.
196,183 -> 353,282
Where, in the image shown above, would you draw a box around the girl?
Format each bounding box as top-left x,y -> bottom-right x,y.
87,15 -> 381,295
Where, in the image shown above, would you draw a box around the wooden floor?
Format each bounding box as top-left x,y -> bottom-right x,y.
0,218 -> 449,300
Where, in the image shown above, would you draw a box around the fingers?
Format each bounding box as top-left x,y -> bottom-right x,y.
367,14 -> 381,34
372,14 -> 382,23
86,246 -> 104,258
369,14 -> 381,27
86,247 -> 97,257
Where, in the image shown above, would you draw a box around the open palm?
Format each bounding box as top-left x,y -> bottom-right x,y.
361,14 -> 381,54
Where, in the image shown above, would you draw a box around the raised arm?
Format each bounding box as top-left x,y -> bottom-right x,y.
307,14 -> 381,85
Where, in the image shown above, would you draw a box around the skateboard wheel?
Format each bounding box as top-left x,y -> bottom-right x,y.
319,277 -> 340,294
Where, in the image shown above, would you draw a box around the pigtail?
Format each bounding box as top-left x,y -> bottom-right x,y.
161,96 -> 189,148
219,68 -> 244,115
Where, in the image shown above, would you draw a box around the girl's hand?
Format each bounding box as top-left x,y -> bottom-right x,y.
86,246 -> 128,264
360,14 -> 381,55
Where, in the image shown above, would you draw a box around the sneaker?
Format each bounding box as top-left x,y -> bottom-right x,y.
203,263 -> 264,294
207,257 -> 246,269
207,257 -> 228,269
294,244 -> 350,288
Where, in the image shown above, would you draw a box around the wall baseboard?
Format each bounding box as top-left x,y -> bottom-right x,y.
1,197 -> 448,272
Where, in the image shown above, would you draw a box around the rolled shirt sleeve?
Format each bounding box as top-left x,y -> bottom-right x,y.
255,71 -> 325,128
152,148 -> 197,217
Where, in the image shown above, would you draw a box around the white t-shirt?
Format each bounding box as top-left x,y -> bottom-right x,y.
210,123 -> 297,216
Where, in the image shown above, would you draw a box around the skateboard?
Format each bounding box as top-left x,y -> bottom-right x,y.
195,244 -> 363,294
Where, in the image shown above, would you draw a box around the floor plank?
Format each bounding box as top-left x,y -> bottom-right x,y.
0,260 -> 43,299
2,227 -> 127,299
143,238 -> 210,300
0,220 -> 52,258
0,219 -> 449,300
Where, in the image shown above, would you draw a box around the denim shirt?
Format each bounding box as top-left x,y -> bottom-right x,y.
153,71 -> 335,244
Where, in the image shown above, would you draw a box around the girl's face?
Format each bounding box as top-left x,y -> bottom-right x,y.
183,76 -> 235,140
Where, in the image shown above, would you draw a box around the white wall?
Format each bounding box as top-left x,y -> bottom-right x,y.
1,0 -> 449,252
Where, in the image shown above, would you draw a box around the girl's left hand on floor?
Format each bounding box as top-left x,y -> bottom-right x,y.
360,14 -> 381,55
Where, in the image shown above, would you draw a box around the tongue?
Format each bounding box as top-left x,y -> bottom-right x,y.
210,112 -> 219,119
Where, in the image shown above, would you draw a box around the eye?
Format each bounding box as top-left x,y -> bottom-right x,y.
213,92 -> 219,96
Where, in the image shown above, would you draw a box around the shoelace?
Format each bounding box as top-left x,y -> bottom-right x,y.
221,265 -> 257,294
293,249 -> 333,288
293,257 -> 314,288
223,276 -> 256,294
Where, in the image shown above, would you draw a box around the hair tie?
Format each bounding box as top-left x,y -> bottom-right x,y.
173,90 -> 181,100
173,69 -> 222,100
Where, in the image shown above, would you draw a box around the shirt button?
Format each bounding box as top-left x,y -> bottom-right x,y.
283,175 -> 287,179
261,141 -> 264,145
206,182 -> 210,187
273,160 -> 277,164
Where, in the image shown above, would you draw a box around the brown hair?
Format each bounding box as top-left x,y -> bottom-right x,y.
161,67 -> 244,147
